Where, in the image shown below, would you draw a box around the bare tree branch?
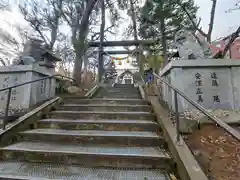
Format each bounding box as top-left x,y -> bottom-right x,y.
19,0 -> 63,49
196,18 -> 201,28
226,0 -> 240,12
0,0 -> 9,10
178,0 -> 217,42
90,24 -> 116,40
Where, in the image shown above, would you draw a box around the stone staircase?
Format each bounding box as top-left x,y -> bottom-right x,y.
94,84 -> 141,99
0,84 -> 177,179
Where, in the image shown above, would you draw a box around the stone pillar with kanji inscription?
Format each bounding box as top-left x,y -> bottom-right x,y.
159,59 -> 240,112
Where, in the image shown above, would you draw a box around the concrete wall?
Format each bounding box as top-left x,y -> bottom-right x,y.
160,59 -> 240,112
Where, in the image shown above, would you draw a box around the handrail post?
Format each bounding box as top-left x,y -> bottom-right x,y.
49,77 -> 52,98
61,76 -> 64,93
174,90 -> 181,144
3,88 -> 12,130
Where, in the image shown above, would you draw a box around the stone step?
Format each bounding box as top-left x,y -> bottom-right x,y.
20,129 -> 165,146
49,111 -> 155,120
98,89 -> 140,94
1,141 -> 172,169
113,84 -> 134,88
100,90 -> 140,93
95,87 -> 142,98
94,94 -> 142,99
0,161 -> 172,180
97,90 -> 139,94
64,98 -> 149,105
95,91 -> 141,96
58,104 -> 152,112
98,87 -> 139,92
38,119 -> 160,131
94,96 -> 142,99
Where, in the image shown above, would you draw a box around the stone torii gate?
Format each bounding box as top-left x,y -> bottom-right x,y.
88,40 -> 159,82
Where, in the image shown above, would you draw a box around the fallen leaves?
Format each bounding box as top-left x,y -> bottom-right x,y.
185,125 -> 240,180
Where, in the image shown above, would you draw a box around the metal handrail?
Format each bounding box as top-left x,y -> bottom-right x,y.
0,74 -> 75,130
0,75 -> 75,92
152,73 -> 240,141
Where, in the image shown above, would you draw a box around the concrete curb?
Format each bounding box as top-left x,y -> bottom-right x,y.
138,85 -> 146,100
0,97 -> 61,147
84,84 -> 100,98
149,96 -> 208,180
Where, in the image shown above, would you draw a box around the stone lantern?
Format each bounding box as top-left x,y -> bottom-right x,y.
38,45 -> 62,73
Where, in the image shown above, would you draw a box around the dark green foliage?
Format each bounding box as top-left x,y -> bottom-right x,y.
139,0 -> 198,51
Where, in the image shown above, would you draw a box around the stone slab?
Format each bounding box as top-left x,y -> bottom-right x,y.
50,110 -> 155,121
21,129 -> 160,138
39,118 -> 157,124
64,98 -> 149,105
1,141 -> 170,158
0,64 -> 52,75
38,118 -> 159,132
160,59 -> 240,76
52,110 -> 152,115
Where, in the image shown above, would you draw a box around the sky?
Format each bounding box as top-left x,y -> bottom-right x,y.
195,0 -> 240,40
2,0 -> 239,39
0,0 -> 239,68
109,0 -> 240,68
103,0 -> 240,41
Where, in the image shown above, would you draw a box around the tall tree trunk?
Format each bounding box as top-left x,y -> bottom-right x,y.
73,34 -> 86,85
160,18 -> 168,65
83,54 -> 89,84
50,0 -> 63,49
73,0 -> 98,85
129,0 -> 142,73
74,52 -> 83,83
129,0 -> 138,41
83,55 -> 88,72
207,0 -> 217,42
98,0 -> 105,82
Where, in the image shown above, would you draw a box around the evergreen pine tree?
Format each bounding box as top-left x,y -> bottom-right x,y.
139,0 -> 198,64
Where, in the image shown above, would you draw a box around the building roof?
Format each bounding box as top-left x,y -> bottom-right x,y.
118,69 -> 133,78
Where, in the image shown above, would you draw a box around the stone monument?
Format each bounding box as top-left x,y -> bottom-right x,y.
160,30 -> 240,132
0,38 -> 61,119
160,30 -> 240,113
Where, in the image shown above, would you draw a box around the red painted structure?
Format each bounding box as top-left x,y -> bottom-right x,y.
210,38 -> 240,59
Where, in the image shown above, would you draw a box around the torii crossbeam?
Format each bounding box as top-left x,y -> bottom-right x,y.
94,50 -> 136,55
88,40 -> 157,47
